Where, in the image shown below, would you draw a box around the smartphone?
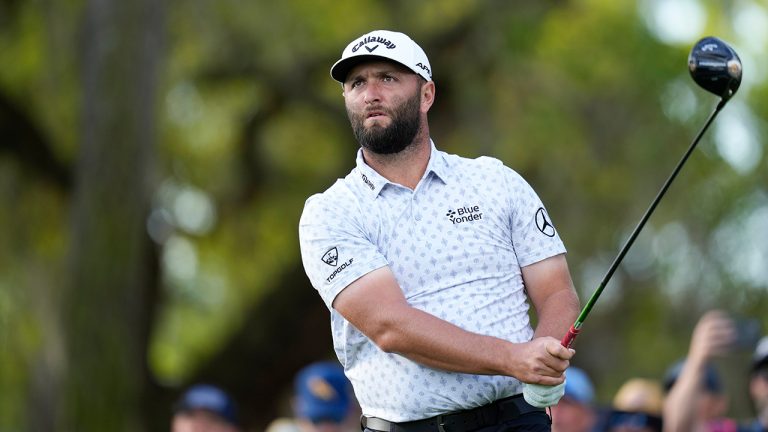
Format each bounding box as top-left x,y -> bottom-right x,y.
732,318 -> 762,351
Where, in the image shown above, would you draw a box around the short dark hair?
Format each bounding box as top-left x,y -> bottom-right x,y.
662,359 -> 723,394
751,359 -> 768,378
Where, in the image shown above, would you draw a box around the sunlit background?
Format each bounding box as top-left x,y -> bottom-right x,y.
0,0 -> 766,430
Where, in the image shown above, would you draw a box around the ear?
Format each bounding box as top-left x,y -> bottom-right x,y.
420,80 -> 435,113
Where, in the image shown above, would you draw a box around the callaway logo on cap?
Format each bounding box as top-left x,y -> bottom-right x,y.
331,30 -> 432,83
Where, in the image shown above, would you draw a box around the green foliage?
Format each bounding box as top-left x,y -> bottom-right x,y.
1,0 -> 768,428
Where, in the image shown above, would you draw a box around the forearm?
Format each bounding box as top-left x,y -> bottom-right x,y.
662,358 -> 706,432
369,303 -> 569,385
333,266 -> 571,385
372,303 -> 516,376
532,288 -> 580,339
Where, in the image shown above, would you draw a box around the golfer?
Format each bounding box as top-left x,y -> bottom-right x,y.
298,29 -> 580,432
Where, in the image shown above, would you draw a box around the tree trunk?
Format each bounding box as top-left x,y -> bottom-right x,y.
59,0 -> 164,429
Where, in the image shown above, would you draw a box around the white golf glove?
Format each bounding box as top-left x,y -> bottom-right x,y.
522,381 -> 566,408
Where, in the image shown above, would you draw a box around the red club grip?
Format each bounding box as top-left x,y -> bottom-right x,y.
561,324 -> 581,348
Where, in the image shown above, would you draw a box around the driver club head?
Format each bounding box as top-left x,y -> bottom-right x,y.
688,36 -> 742,101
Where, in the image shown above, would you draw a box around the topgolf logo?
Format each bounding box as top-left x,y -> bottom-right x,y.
321,247 -> 338,266
321,247 -> 353,283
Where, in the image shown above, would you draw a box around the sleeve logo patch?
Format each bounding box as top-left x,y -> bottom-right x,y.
321,247 -> 354,283
535,207 -> 556,237
322,247 -> 339,266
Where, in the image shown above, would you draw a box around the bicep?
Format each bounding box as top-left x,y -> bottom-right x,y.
332,266 -> 410,340
521,254 -> 577,308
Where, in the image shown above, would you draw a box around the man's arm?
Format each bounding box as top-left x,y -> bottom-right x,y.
521,254 -> 580,340
332,265 -> 572,385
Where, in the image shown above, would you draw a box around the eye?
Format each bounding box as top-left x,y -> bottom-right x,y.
382,75 -> 395,83
350,79 -> 364,89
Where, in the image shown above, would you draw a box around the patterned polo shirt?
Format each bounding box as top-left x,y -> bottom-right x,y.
298,141 -> 566,422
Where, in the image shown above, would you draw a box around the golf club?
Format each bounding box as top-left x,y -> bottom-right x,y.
561,36 -> 743,349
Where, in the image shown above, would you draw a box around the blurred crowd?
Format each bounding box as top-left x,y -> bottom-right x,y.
169,311 -> 768,432
551,310 -> 768,432
171,361 -> 360,432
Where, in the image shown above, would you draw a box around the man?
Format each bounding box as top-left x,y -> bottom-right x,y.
662,359 -> 732,432
661,310 -> 748,432
266,361 -> 360,432
551,367 -> 597,432
171,384 -> 241,432
743,336 -> 768,431
299,29 -> 580,431
605,379 -> 663,432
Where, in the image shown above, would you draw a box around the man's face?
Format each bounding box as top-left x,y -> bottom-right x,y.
171,410 -> 239,432
342,60 -> 424,155
551,398 -> 596,432
750,369 -> 768,414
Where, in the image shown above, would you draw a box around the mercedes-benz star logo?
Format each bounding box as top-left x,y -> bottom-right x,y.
535,208 -> 556,237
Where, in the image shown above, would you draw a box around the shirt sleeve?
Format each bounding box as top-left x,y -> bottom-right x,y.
503,166 -> 566,267
298,190 -> 389,310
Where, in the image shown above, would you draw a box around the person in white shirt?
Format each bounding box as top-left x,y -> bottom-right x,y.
299,29 -> 580,432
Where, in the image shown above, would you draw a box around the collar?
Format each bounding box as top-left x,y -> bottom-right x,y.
425,140 -> 451,185
353,140 -> 450,198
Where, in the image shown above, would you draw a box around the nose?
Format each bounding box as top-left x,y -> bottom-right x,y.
363,82 -> 382,104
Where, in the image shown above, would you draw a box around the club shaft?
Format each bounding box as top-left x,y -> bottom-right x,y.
561,98 -> 727,348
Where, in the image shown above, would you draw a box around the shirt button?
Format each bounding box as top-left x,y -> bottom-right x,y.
414,212 -> 422,221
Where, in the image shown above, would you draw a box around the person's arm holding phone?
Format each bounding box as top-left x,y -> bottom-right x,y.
662,310 -> 736,432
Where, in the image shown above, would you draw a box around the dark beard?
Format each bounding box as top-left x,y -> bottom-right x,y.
347,91 -> 421,155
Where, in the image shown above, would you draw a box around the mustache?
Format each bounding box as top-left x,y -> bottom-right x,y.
364,106 -> 389,118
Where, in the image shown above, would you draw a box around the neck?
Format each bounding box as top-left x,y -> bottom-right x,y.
362,126 -> 431,190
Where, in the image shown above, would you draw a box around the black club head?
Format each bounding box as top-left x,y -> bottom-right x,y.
688,36 -> 742,101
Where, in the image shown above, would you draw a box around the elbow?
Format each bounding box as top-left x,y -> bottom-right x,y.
373,330 -> 399,353
366,318 -> 403,353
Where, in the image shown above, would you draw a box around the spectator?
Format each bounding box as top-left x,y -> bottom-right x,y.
662,360 -> 733,432
265,361 -> 358,432
551,366 -> 598,432
743,336 -> 768,431
661,310 -> 740,432
603,378 -> 663,432
172,384 -> 241,432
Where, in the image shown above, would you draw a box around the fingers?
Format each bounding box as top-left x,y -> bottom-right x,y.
690,310 -> 736,359
546,339 -> 576,359
515,337 -> 574,385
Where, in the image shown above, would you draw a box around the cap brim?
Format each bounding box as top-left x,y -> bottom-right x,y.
331,55 -> 414,83
753,357 -> 768,372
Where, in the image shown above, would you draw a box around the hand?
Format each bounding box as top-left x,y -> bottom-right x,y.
511,337 -> 574,385
523,381 -> 566,408
689,310 -> 736,362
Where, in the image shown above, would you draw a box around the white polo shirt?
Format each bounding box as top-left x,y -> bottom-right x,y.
298,141 -> 566,422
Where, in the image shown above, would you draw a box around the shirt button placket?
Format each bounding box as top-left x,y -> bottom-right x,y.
412,193 -> 422,221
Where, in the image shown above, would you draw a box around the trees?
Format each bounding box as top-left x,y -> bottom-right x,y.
59,0 -> 165,430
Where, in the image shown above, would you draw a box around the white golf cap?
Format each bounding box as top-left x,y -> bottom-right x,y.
330,30 -> 432,83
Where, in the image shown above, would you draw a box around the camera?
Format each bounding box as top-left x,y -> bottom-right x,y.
732,318 -> 762,350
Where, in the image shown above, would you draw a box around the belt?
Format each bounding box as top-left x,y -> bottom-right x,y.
361,394 -> 545,432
